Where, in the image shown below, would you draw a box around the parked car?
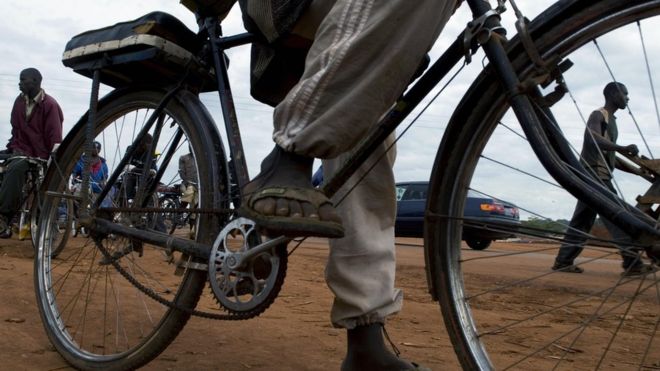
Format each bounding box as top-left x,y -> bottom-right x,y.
395,181 -> 520,250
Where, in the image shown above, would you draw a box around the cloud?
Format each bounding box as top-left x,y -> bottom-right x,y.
0,0 -> 656,226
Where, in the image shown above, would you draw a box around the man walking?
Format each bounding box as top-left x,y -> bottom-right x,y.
552,82 -> 656,277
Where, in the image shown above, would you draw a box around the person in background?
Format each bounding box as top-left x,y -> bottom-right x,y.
552,82 -> 656,277
72,141 -> 114,208
121,133 -> 157,201
0,68 -> 63,238
178,147 -> 198,208
178,147 -> 198,237
120,133 -> 166,232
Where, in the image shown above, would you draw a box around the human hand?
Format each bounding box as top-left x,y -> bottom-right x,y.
554,81 -> 568,94
640,168 -> 656,183
622,144 -> 639,156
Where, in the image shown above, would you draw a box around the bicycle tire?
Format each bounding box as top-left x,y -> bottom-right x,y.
34,87 -> 229,370
16,173 -> 72,253
46,198 -> 75,258
427,0 -> 660,369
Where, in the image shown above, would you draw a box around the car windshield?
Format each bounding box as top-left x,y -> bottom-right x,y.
396,184 -> 428,201
395,184 -> 510,205
467,190 -> 484,198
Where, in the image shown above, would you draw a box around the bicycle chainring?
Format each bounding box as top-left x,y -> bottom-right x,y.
208,217 -> 287,318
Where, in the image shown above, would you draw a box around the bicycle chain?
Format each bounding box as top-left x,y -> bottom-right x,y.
92,235 -> 276,321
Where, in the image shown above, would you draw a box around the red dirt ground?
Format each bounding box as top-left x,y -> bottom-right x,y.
0,236 -> 657,370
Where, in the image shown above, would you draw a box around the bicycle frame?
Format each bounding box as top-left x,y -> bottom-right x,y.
80,0 -> 660,260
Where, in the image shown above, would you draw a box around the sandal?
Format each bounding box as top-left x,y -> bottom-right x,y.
411,362 -> 431,371
621,263 -> 657,277
240,186 -> 344,238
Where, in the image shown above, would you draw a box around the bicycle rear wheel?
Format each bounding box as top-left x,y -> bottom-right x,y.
41,198 -> 74,258
428,0 -> 660,369
35,88 -> 229,370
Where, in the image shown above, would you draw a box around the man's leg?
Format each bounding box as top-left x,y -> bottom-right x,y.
273,0 -> 452,157
122,173 -> 138,201
0,158 -> 30,236
554,200 -> 597,270
599,218 -> 640,268
599,217 -> 656,275
324,135 -> 409,370
246,0 -> 455,240
594,179 -> 654,274
273,1 -> 455,367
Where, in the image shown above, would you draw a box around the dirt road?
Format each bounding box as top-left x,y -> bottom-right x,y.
2,236 -> 457,371
0,236 -> 657,370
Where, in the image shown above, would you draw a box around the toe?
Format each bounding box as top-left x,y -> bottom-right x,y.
275,198 -> 289,217
288,200 -> 303,218
254,197 -> 276,216
318,203 -> 341,223
301,202 -> 319,220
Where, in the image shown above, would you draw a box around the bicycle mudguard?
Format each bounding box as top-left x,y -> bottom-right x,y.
62,11 -> 216,91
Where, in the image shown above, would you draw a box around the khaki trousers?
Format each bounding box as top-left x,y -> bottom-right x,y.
274,0 -> 455,328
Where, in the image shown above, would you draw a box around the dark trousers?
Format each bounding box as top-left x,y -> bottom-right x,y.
0,158 -> 30,219
119,171 -> 166,233
555,179 -> 642,269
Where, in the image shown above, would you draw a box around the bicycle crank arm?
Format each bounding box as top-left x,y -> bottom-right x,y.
91,217 -> 212,259
224,235 -> 291,270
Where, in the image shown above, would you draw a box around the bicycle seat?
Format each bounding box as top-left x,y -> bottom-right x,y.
62,12 -> 216,91
65,12 -> 200,56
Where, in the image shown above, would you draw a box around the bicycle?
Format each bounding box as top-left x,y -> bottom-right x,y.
33,0 -> 660,369
0,154 -> 72,255
157,182 -> 193,233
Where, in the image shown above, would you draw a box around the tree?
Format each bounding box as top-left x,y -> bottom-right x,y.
520,217 -> 568,235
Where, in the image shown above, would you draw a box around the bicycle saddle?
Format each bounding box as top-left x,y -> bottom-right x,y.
64,11 -> 200,56
62,11 -> 216,91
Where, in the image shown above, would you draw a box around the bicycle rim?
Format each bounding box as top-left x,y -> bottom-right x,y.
46,198 -> 75,258
35,88 -> 228,370
428,0 -> 660,369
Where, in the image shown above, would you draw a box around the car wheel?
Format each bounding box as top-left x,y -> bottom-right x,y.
466,238 -> 491,250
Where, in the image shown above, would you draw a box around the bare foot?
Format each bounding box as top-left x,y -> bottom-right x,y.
241,146 -> 343,238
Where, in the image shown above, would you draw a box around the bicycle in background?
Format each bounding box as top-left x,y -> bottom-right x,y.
0,154 -> 72,254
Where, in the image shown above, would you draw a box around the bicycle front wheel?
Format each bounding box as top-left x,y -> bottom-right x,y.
428,0 -> 660,369
35,88 -> 229,370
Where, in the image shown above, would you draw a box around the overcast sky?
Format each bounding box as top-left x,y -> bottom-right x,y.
0,1 -> 657,222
